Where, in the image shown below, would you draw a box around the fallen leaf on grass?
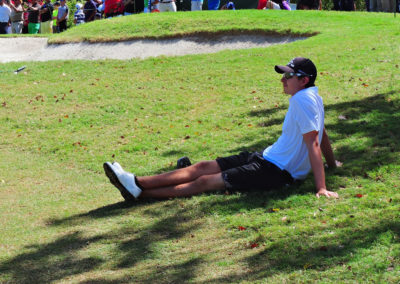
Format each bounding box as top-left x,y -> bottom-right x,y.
304,263 -> 312,269
268,208 -> 280,213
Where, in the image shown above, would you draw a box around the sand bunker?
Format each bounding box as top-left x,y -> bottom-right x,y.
0,35 -> 306,62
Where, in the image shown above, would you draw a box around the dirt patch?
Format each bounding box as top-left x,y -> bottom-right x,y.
0,34 -> 307,62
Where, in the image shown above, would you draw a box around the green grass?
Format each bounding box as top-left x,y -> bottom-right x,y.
47,9 -> 395,43
1,10 -> 400,283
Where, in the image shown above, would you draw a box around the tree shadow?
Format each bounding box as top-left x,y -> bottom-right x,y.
236,90 -> 400,180
198,219 -> 400,283
0,232 -> 104,283
1,91 -> 398,283
324,91 -> 400,177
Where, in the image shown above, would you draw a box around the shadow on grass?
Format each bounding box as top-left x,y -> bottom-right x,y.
239,91 -> 400,180
0,200 -> 203,283
325,91 -> 400,177
198,220 -> 400,283
0,232 -> 104,283
1,91 -> 399,282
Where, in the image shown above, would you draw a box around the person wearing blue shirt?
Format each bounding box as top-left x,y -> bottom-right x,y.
208,0 -> 219,10
221,1 -> 235,9
74,3 -> 85,25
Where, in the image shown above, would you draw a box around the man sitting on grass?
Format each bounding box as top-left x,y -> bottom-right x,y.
104,57 -> 340,201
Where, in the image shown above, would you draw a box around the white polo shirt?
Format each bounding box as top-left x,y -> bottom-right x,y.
263,87 -> 324,180
0,4 -> 11,23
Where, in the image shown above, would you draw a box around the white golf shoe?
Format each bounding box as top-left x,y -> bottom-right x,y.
103,162 -> 142,201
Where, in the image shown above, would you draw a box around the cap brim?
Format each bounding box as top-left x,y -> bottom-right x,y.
275,65 -> 294,74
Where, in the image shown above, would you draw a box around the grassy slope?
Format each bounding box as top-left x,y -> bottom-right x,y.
0,10 -> 400,283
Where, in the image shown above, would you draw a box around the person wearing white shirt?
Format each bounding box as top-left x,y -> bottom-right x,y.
158,0 -> 176,12
191,0 -> 203,11
104,57 -> 341,201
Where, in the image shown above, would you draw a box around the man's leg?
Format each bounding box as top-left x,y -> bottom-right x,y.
140,172 -> 225,199
137,160 -> 221,189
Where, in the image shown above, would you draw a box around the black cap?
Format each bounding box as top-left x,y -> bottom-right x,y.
275,57 -> 317,85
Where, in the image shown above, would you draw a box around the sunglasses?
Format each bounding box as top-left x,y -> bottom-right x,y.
282,72 -> 305,79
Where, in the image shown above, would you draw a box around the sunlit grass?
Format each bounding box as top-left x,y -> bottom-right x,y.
0,10 -> 399,283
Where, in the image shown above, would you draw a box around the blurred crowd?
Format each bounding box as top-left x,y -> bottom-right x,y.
0,0 -> 398,34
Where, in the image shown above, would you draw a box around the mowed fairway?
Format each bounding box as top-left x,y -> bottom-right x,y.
0,10 -> 399,283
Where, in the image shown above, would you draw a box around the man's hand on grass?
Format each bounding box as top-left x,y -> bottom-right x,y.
316,188 -> 339,199
325,160 -> 343,169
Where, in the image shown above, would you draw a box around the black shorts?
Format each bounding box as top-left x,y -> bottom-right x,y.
216,151 -> 294,191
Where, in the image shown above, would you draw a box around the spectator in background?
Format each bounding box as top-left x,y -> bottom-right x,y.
22,5 -> 28,33
123,0 -> 135,15
191,0 -> 202,11
208,0 -> 219,10
333,0 -> 355,10
257,0 -> 267,9
266,0 -> 281,8
151,0 -> 160,12
158,0 -> 176,12
8,0 -> 25,34
0,0 -> 11,34
381,0 -> 394,11
297,0 -> 321,9
274,0 -> 291,9
96,0 -> 105,18
40,0 -> 54,33
57,0 -> 68,32
74,3 -> 85,25
104,0 -> 123,17
83,0 -> 96,21
52,1 -> 60,33
221,0 -> 235,9
27,0 -> 41,34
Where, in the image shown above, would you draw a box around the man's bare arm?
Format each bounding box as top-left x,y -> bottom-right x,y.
321,128 -> 341,168
303,130 -> 339,198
